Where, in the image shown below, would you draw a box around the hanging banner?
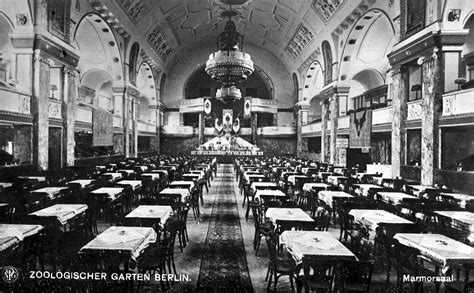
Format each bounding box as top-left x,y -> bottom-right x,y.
92,108 -> 113,146
215,117 -> 223,132
244,98 -> 251,118
232,117 -> 240,133
204,98 -> 212,115
349,108 -> 372,148
222,109 -> 233,131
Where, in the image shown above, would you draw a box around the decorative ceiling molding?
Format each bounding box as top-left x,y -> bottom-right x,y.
147,24 -> 173,60
285,23 -> 314,60
297,47 -> 321,73
311,0 -> 346,24
332,2 -> 370,36
115,0 -> 150,24
91,2 -> 130,39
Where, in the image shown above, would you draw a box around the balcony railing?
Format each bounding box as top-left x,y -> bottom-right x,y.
0,87 -> 31,115
442,88 -> 474,117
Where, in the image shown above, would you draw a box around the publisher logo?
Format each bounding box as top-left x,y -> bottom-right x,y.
2,266 -> 19,283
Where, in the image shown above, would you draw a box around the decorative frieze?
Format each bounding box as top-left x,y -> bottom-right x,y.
285,24 -> 314,60
311,0 -> 346,23
147,25 -> 172,60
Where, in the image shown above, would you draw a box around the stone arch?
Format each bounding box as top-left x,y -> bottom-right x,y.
74,13 -> 124,89
303,62 -> 325,122
80,69 -> 114,111
339,9 -> 395,85
136,62 -> 157,104
0,12 -> 15,86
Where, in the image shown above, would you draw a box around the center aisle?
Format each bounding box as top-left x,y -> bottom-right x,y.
196,164 -> 253,292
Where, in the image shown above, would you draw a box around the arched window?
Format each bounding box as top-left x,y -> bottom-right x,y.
322,41 -> 332,85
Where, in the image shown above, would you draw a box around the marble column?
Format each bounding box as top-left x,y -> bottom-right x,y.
62,68 -> 77,167
296,101 -> 309,157
198,112 -> 204,145
251,112 -> 258,145
113,88 -> 125,155
391,67 -> 408,177
329,96 -> 339,165
131,99 -> 138,157
321,100 -> 329,163
421,56 -> 442,185
123,96 -> 131,157
32,51 -> 49,171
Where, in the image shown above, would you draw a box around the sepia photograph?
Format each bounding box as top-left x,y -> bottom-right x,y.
0,0 -> 474,292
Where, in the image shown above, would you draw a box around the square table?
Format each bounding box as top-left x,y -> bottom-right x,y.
318,191 -> 353,208
394,233 -> 474,273
102,172 -> 122,181
67,179 -> 95,189
250,182 -> 278,192
31,187 -> 69,200
0,224 -> 44,252
287,175 -> 309,185
126,205 -> 173,226
141,173 -> 160,180
182,173 -> 201,180
0,182 -> 13,189
117,180 -> 142,190
405,185 -> 438,197
439,193 -> 474,208
30,204 -> 88,225
377,192 -> 419,205
135,166 -> 148,172
281,230 -> 357,262
327,175 -> 347,186
352,184 -> 385,197
349,209 -> 413,232
245,174 -> 265,183
302,183 -> 331,192
91,187 -> 124,201
79,226 -> 157,260
150,169 -> 168,176
118,169 -> 135,175
434,211 -> 474,242
370,176 -> 386,186
159,188 -> 190,202
190,170 -> 205,176
169,181 -> 195,190
266,208 -> 314,226
255,190 -> 286,201
18,176 -> 47,182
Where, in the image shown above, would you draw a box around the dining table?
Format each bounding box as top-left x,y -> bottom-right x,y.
377,191 -> 419,205
434,210 -> 474,242
159,188 -> 190,202
394,233 -> 474,274
318,191 -> 354,208
349,209 -> 413,238
67,179 -> 95,189
0,224 -> 44,253
266,208 -> 314,226
254,190 -> 286,202
302,183 -> 331,192
90,187 -> 124,201
280,230 -> 357,262
250,182 -> 278,192
117,180 -> 142,190
29,204 -> 88,225
79,226 -> 157,260
126,205 -> 173,227
31,187 -> 70,200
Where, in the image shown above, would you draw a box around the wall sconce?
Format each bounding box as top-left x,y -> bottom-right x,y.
411,84 -> 422,99
51,84 -> 58,99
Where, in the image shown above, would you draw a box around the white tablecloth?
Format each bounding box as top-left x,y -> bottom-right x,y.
266,208 -> 314,225
117,180 -> 142,190
126,205 -> 172,226
30,204 -> 87,225
79,226 -> 157,260
254,190 -> 286,201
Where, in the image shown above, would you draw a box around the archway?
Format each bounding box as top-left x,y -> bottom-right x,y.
74,13 -> 124,157
303,62 -> 325,123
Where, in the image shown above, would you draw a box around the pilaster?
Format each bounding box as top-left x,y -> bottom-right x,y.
391,66 -> 408,177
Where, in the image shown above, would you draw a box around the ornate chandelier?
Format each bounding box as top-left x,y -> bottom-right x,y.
205,10 -> 253,101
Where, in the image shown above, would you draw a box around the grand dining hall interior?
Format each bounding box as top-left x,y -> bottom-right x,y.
1,0 -> 474,292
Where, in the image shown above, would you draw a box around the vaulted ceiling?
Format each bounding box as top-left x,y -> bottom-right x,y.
113,0 -> 329,70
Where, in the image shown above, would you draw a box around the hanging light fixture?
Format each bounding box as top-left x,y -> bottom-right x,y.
205,8 -> 253,102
